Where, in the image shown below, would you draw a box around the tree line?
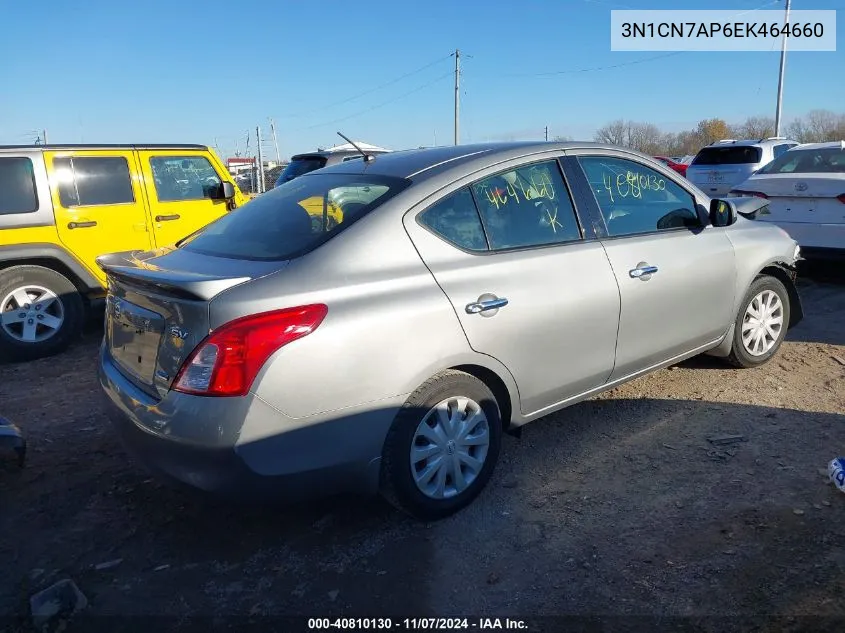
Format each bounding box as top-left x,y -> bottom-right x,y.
590,110 -> 845,157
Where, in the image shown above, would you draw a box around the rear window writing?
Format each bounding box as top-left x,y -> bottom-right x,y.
691,146 -> 762,166
0,157 -> 38,214
180,174 -> 408,260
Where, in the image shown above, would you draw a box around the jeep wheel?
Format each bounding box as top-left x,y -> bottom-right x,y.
0,265 -> 85,362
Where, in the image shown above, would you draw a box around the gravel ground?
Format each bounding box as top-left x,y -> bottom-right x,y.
1,266 -> 844,632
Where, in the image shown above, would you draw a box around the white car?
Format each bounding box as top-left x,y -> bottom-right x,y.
729,141 -> 845,260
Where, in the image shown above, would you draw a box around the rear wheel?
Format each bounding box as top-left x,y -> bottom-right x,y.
380,370 -> 502,520
0,265 -> 85,362
727,275 -> 790,368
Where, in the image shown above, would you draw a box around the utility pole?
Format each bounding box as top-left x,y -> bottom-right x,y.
256,126 -> 265,194
42,129 -> 48,145
269,118 -> 281,164
545,126 -> 549,141
453,49 -> 460,145
774,0 -> 792,137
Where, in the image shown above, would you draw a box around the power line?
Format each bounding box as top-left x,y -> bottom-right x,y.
295,70 -> 454,132
505,52 -> 683,77
278,54 -> 452,119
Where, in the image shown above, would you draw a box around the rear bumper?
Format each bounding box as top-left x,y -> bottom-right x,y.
756,220 -> 845,254
98,346 -> 390,502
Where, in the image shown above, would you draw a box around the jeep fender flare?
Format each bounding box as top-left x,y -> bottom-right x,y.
0,243 -> 102,293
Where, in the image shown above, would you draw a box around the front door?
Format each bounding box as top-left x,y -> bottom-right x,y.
47,149 -> 153,284
571,153 -> 737,379
137,150 -> 231,247
405,158 -> 621,416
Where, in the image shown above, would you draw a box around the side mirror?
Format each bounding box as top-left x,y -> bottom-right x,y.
709,198 -> 738,227
220,181 -> 235,200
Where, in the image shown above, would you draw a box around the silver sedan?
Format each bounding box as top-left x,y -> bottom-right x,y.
97,142 -> 803,519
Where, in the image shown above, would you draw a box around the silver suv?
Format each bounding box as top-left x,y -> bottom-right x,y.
686,138 -> 799,197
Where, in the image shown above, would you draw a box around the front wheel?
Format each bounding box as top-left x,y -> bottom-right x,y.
380,370 -> 502,520
727,275 -> 791,369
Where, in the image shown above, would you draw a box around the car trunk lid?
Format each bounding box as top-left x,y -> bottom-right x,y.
741,174 -> 845,224
97,247 -> 287,399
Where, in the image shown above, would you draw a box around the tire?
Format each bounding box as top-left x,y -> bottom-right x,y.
727,275 -> 791,369
380,370 -> 502,520
0,265 -> 85,362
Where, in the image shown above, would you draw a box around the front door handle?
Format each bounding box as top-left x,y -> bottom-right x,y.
155,214 -> 181,222
466,297 -> 509,314
67,221 -> 97,229
629,263 -> 659,280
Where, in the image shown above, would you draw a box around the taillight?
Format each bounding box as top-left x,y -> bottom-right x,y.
173,304 -> 328,397
730,190 -> 769,199
837,194 -> 845,204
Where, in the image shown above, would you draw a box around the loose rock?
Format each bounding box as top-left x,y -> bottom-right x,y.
94,558 -> 123,571
30,579 -> 88,630
328,589 -> 339,602
708,434 -> 746,446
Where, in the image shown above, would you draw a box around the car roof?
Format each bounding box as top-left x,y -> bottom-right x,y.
302,141 -> 631,183
292,148 -> 390,160
792,141 -> 845,151
704,138 -> 796,149
0,143 -> 208,152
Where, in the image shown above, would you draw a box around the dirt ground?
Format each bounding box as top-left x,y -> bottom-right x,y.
1,264 -> 844,632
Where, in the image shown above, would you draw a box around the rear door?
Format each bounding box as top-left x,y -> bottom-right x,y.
404,158 -> 621,416
138,149 -> 231,247
46,149 -> 153,284
568,151 -> 736,380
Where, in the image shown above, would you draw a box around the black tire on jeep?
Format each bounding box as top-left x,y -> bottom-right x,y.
0,265 -> 85,362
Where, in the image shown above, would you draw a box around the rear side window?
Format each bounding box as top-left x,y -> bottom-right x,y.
149,156 -> 223,201
773,144 -> 792,158
0,157 -> 38,214
53,157 -> 134,207
471,160 -> 581,250
691,146 -> 762,166
419,188 -> 488,251
181,174 -> 409,260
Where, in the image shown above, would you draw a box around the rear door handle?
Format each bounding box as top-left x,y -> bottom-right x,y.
67,221 -> 97,229
466,297 -> 509,314
629,263 -> 659,279
155,214 -> 180,222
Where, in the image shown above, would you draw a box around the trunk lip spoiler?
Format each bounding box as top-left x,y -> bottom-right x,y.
99,262 -> 251,302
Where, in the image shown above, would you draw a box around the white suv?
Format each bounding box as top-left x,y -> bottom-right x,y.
686,138 -> 799,197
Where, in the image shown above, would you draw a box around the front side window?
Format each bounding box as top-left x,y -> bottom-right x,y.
471,160 -> 581,250
181,174 -> 408,261
150,156 -> 222,202
578,156 -> 700,237
419,188 -> 487,252
53,157 -> 134,207
0,157 -> 38,215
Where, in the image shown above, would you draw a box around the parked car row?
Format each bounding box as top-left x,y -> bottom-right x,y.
95,142 -> 803,519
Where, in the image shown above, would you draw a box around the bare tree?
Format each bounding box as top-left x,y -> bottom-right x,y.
594,120 -> 631,146
627,123 -> 664,155
734,116 -> 775,140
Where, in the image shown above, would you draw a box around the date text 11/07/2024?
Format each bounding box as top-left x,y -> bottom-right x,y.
307,618 -> 529,630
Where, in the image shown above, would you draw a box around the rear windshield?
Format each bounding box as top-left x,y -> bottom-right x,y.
180,174 -> 408,261
756,147 -> 845,174
277,156 -> 327,183
691,146 -> 762,166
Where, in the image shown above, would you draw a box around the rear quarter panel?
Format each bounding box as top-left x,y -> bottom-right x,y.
208,193 -> 519,420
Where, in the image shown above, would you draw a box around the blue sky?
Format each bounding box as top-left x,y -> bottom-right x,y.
1,0 -> 842,161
